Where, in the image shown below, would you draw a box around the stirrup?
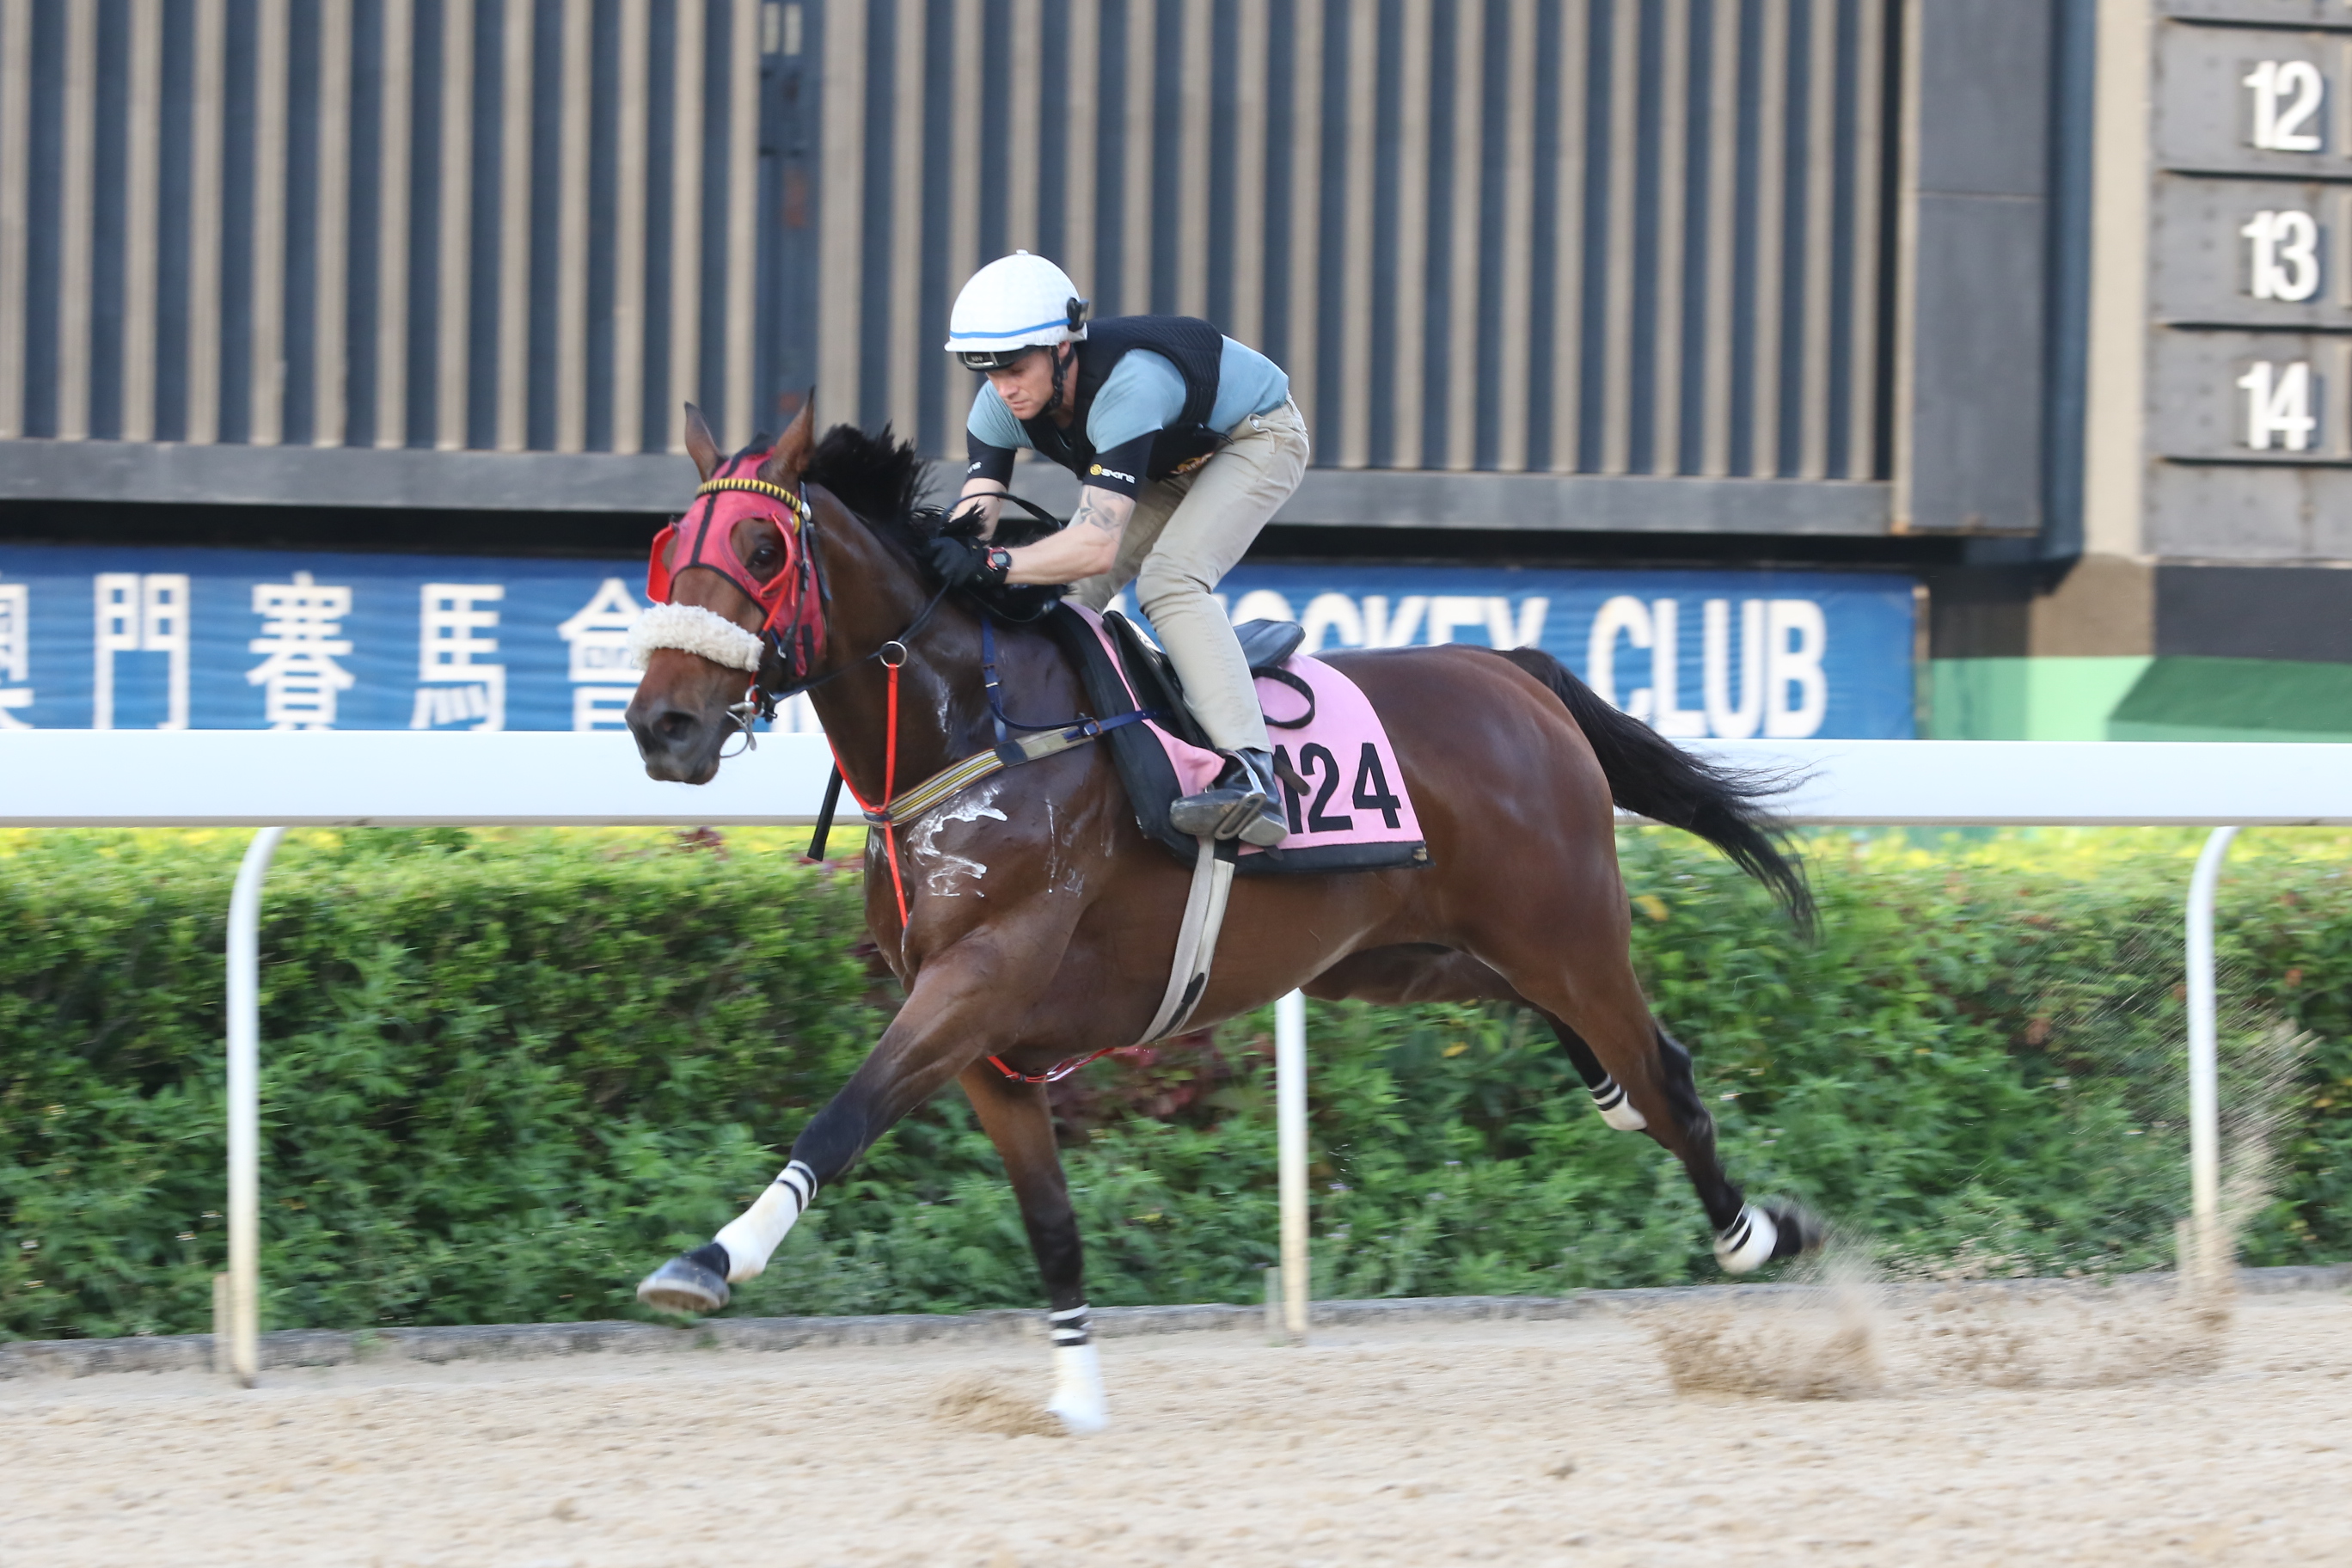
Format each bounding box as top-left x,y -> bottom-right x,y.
1169,750 -> 1288,847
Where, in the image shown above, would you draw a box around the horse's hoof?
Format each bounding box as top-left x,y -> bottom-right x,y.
1764,1202 -> 1825,1262
1712,1201 -> 1824,1273
1049,1342 -> 1107,1435
637,1253 -> 731,1314
1050,1393 -> 1108,1436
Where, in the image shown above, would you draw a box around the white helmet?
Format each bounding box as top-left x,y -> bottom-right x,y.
945,251 -> 1090,370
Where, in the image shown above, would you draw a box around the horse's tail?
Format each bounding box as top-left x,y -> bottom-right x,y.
1492,646 -> 1815,934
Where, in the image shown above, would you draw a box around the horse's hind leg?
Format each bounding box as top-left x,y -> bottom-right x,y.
1307,946 -> 1644,1130
1312,937 -> 1809,1269
1535,1011 -> 1649,1131
1475,922 -> 1819,1274
958,1061 -> 1106,1434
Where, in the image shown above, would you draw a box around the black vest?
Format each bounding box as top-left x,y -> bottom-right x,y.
1020,315 -> 1227,481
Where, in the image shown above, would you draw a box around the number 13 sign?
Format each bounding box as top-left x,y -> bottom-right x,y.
2244,209 -> 2322,301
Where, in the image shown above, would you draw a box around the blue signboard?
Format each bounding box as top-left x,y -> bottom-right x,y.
0,545 -> 1915,738
1203,565 -> 1917,741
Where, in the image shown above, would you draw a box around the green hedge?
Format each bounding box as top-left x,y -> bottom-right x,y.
3,827 -> 2347,1341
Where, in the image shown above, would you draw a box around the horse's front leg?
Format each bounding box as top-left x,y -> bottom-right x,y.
957,1062 -> 1106,1434
636,937 -> 1063,1314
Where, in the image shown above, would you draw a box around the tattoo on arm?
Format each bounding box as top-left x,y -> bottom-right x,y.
1074,490 -> 1131,536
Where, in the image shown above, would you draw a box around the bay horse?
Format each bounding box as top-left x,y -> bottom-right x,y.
624,404 -> 1820,1432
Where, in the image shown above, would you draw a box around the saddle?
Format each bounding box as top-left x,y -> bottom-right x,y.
1038,604 -> 1425,877
1097,614 -> 1313,752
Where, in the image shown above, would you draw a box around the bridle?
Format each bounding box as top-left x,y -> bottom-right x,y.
645,462 -> 825,686
640,456 -> 952,754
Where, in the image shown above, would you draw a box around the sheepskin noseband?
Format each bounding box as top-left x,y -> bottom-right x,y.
627,603 -> 765,674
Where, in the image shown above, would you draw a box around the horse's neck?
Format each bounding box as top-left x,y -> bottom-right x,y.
811,606 -> 1079,810
804,553 -> 989,804
805,511 -> 1095,807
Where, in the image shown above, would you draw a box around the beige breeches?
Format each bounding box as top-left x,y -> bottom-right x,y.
1071,398 -> 1310,754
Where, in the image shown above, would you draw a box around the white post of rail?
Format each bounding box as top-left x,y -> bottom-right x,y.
2185,824 -> 2239,1295
226,826 -> 287,1387
1275,989 -> 1308,1342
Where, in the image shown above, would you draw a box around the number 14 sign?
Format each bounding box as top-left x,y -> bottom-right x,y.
2237,359 -> 2318,451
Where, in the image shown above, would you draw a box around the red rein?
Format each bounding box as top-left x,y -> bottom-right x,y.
830,654 -> 912,931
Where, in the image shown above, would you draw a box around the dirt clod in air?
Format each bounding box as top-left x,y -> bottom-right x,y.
1649,1305 -> 1885,1401
1914,1290 -> 2227,1388
929,1374 -> 1066,1438
1651,1014 -> 2312,1404
1649,1270 -> 2233,1401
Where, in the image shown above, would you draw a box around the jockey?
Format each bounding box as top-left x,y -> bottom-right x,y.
928,251 -> 1309,847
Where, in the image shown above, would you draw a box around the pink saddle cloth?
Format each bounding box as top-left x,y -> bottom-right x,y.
1072,605 -> 1427,874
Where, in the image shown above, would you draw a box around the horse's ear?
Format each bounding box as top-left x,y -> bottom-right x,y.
757,395 -> 817,488
682,403 -> 721,482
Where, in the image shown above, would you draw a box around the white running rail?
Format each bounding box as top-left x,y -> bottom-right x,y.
7,733 -> 2349,1374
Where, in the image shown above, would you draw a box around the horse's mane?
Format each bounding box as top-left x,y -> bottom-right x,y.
801,423 -> 935,548
799,420 -> 1065,560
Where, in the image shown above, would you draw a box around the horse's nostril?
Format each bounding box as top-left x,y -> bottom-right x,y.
656,709 -> 699,745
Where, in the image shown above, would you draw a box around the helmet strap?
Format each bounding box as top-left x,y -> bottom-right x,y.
1038,342 -> 1077,425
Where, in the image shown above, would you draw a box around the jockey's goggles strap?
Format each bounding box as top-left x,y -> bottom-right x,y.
959,348 -> 1027,371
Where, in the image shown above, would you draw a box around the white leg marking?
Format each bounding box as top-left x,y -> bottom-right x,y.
713,1161 -> 818,1283
1712,1203 -> 1780,1274
1590,1074 -> 1649,1132
1048,1340 -> 1107,1435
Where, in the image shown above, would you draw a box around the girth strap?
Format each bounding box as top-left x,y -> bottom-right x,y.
987,833 -> 1237,1086
1135,835 -> 1238,1043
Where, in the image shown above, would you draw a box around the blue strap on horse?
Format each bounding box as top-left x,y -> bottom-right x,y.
836,615 -> 1165,834
981,615 -> 1159,763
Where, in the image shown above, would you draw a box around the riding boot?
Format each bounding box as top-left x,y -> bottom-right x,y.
1169,747 -> 1289,846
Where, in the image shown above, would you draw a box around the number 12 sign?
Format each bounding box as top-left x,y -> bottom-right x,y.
2246,59 -> 2325,152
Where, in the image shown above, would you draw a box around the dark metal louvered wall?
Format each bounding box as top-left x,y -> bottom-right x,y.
0,1 -> 2037,530
818,0 -> 1898,481
0,0 -> 804,459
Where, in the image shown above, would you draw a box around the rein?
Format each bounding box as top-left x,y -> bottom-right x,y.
769,579 -> 953,930
826,612 -> 1163,930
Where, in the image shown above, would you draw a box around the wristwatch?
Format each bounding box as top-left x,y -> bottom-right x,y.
983,547 -> 1014,585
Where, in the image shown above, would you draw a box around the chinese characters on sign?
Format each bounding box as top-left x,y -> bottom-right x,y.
247,572 -> 355,730
413,584 -> 506,731
557,579 -> 644,732
0,547 -> 1919,737
96,572 -> 191,730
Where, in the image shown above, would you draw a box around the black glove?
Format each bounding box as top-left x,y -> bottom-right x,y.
927,532 -> 1012,590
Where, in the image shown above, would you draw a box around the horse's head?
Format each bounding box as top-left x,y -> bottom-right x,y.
626,401 -> 823,783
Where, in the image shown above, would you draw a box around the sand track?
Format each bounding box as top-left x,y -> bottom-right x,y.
4,1290 -> 2350,1566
